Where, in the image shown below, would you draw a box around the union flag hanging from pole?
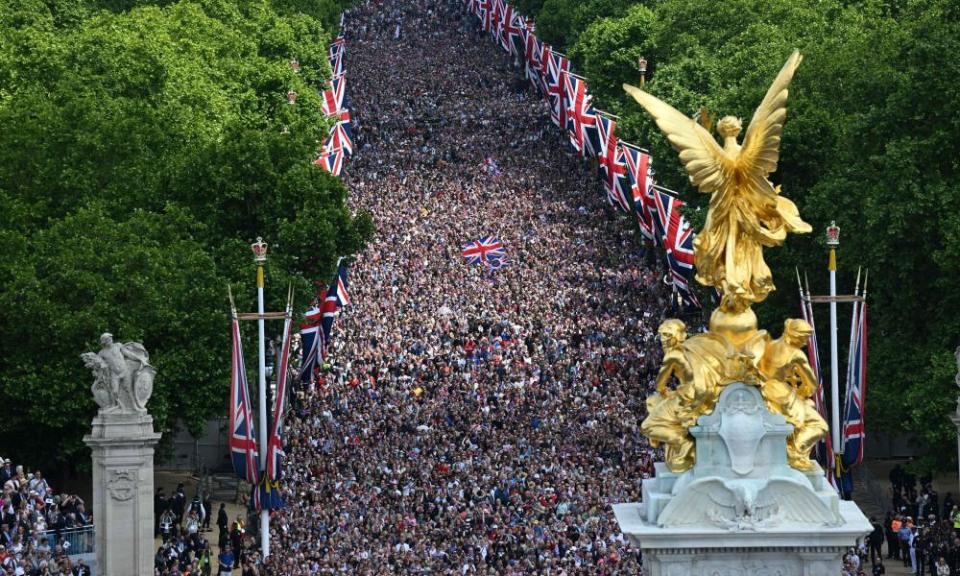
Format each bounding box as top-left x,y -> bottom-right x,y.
841,297 -> 867,468
229,315 -> 259,486
266,303 -> 293,482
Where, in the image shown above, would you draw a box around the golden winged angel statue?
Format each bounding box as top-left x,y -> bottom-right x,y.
624,50 -> 811,312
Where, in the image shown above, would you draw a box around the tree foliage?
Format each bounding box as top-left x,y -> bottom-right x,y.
538,0 -> 960,464
0,0 -> 367,469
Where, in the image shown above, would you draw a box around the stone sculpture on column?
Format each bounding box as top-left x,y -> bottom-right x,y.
82,333 -> 162,576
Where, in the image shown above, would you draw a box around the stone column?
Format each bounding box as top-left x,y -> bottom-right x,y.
84,412 -> 161,576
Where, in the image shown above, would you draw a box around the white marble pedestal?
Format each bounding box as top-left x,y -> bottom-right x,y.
614,384 -> 871,576
84,412 -> 162,576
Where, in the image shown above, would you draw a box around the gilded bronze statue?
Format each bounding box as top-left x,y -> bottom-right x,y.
626,51 -> 828,473
625,51 -> 810,312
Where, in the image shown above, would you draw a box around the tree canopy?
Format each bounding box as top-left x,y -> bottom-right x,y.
529,0 -> 960,466
0,0 -> 369,469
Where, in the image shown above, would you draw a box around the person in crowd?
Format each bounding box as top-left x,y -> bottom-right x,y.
218,544 -> 234,576
870,516 -> 885,565
172,484 -> 186,528
216,504 -> 228,550
202,494 -> 213,533
154,488 -> 166,538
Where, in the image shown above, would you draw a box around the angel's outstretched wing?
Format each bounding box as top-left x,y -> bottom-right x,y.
623,83 -> 732,195
657,477 -> 738,527
754,478 -> 840,524
739,50 -> 802,185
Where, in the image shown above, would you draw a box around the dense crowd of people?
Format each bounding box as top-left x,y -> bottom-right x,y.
264,0 -> 679,573
0,457 -> 93,575
152,485 -> 265,575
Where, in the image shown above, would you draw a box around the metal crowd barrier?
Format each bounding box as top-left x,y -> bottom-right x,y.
43,525 -> 95,555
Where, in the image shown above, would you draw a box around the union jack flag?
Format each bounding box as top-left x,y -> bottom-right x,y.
475,0 -> 489,25
522,19 -> 543,90
318,284 -> 339,350
488,0 -> 503,42
334,259 -> 350,307
841,300 -> 867,468
266,306 -> 293,483
654,190 -> 699,307
563,73 -> 597,156
545,50 -> 570,129
621,143 -> 658,242
461,236 -> 506,266
480,0 -> 494,32
229,317 -> 259,486
299,279 -> 342,383
313,146 -> 345,176
329,49 -> 343,77
298,287 -> 323,384
321,74 -> 350,122
499,5 -> 522,55
327,121 -> 354,157
595,115 -> 630,212
486,255 -> 509,272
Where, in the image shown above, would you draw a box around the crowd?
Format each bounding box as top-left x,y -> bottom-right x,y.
153,485 -> 264,576
0,457 -> 93,575
851,465 -> 960,576
264,0 -> 678,573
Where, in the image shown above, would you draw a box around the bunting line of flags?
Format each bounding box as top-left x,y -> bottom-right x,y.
314,30 -> 354,177
461,0 -> 700,307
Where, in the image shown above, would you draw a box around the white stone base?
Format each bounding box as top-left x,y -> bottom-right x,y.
84,412 -> 162,576
613,384 -> 872,576
614,500 -> 871,576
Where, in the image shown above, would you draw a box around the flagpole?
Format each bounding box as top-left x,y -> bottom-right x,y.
251,237 -> 270,559
826,222 -> 841,450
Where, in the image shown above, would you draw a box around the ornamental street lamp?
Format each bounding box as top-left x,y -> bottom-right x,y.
638,56 -> 648,88
290,58 -> 300,73
286,90 -> 298,105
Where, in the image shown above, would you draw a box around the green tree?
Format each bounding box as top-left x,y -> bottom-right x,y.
0,0 -> 369,468
551,0 -> 960,464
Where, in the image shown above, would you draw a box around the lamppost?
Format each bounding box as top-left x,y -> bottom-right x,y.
637,56 -> 648,88
826,221 -> 841,451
